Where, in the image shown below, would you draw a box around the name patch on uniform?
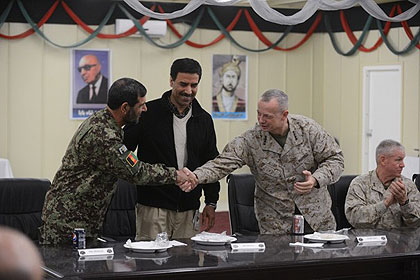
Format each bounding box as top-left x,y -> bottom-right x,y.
119,145 -> 128,155
126,152 -> 138,167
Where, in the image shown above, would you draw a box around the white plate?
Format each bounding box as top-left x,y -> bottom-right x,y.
191,236 -> 237,246
123,241 -> 172,253
303,233 -> 350,244
125,251 -> 171,260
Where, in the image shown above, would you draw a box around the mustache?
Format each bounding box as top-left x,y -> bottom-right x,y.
179,92 -> 194,98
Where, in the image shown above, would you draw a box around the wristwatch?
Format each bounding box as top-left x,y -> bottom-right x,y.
401,199 -> 409,206
206,202 -> 217,210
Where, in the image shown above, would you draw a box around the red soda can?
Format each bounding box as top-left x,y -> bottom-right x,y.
292,215 -> 304,235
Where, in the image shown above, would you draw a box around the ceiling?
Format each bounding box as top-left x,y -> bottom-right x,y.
137,0 -> 402,9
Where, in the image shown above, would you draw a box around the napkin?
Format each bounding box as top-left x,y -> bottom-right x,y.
289,242 -> 324,248
169,240 -> 187,247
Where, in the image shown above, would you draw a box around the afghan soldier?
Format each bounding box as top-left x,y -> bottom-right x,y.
345,139 -> 420,229
40,78 -> 195,244
194,89 -> 344,234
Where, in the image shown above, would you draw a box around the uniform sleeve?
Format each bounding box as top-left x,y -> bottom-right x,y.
194,135 -> 248,185
123,122 -> 141,151
80,127 -> 177,186
400,180 -> 420,227
202,117 -> 220,204
310,125 -> 345,188
344,177 -> 387,228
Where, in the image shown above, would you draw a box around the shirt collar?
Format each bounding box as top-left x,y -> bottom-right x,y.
166,94 -> 192,119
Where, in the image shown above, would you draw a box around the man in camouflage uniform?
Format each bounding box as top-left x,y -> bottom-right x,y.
40,78 -> 195,244
345,139 -> 420,229
194,89 -> 344,234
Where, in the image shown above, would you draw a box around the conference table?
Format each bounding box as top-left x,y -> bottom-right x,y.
40,228 -> 420,279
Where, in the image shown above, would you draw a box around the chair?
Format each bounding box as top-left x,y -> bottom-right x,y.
0,178 -> 50,241
412,174 -> 420,191
227,174 -> 260,235
102,179 -> 137,241
327,175 -> 357,230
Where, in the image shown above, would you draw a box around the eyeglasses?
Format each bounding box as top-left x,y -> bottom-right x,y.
78,64 -> 97,72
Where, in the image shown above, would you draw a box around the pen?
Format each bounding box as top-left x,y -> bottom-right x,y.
97,237 -> 107,243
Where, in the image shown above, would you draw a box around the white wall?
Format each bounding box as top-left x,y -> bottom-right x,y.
0,22 -> 419,211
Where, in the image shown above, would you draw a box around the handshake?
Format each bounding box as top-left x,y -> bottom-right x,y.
176,168 -> 199,192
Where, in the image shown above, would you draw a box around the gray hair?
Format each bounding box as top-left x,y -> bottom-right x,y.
260,89 -> 288,113
376,139 -> 404,164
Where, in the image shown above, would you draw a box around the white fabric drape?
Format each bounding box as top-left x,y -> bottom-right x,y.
123,0 -> 420,24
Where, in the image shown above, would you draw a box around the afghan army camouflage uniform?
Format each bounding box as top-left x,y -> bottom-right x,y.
345,170 -> 420,229
194,114 -> 344,234
40,109 -> 177,244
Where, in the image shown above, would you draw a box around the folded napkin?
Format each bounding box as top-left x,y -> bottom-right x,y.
125,239 -> 187,248
169,240 -> 187,247
193,231 -> 236,242
318,228 -> 351,235
289,242 -> 324,248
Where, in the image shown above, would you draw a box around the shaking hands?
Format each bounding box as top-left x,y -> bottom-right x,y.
176,167 -> 198,192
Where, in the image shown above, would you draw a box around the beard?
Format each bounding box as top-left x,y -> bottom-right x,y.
124,108 -> 140,125
222,84 -> 237,93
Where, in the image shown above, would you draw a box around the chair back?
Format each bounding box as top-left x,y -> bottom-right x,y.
0,178 -> 50,241
412,174 -> 420,191
102,179 -> 137,241
327,175 -> 357,230
227,174 -> 259,235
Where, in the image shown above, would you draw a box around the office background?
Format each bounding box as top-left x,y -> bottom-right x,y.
0,1 -> 419,211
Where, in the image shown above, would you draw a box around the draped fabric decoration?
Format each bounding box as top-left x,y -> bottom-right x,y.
124,0 -> 420,23
0,0 -> 419,55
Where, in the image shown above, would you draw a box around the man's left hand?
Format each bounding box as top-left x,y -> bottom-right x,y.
294,170 -> 317,194
201,205 -> 216,231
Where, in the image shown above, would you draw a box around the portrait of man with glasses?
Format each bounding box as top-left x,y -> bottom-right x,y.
76,53 -> 109,104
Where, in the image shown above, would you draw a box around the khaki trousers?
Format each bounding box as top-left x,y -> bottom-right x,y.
135,204 -> 199,241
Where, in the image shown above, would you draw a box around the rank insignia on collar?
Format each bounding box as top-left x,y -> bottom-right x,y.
126,152 -> 138,167
119,145 -> 128,155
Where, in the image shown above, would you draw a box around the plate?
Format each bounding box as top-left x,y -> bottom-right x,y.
193,244 -> 230,252
123,241 -> 172,253
125,251 -> 171,260
308,242 -> 349,252
191,236 -> 237,246
303,233 -> 350,244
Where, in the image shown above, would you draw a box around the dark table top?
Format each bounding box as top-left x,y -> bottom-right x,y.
40,228 -> 420,279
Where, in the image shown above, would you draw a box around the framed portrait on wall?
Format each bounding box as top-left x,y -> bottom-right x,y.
212,54 -> 248,120
70,49 -> 111,120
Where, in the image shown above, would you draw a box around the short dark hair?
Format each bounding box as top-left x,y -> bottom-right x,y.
170,58 -> 202,82
107,78 -> 147,110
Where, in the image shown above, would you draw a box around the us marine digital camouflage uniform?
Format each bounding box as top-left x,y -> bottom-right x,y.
194,114 -> 344,234
40,108 -> 177,244
345,171 -> 420,229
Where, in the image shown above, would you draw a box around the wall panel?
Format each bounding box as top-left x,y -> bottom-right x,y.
1,23 -> 419,210
0,23 -> 9,158
8,23 -> 44,177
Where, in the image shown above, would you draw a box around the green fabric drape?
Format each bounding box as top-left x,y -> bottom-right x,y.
376,19 -> 420,55
208,7 -> 293,53
324,13 -> 372,56
17,0 -> 115,48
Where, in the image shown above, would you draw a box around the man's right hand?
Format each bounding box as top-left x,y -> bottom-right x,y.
176,167 -> 198,192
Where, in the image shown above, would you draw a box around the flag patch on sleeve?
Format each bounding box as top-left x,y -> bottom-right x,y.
126,152 -> 138,167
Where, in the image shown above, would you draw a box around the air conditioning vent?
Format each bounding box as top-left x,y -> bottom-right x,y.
115,19 -> 167,38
